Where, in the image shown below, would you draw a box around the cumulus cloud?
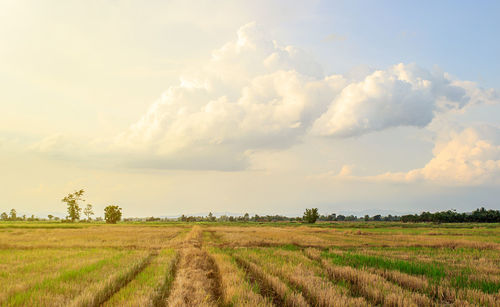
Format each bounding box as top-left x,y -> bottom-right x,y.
320,126 -> 500,185
113,22 -> 345,169
28,22 -> 498,171
110,22 -> 497,170
399,126 -> 500,185
311,64 -> 496,137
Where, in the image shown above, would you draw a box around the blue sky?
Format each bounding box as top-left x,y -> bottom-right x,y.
266,1 -> 497,87
1,0 -> 499,217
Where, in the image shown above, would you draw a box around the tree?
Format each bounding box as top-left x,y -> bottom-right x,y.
62,189 -> 85,222
207,212 -> 215,222
243,213 -> 250,222
47,214 -> 54,221
364,214 -> 370,221
104,205 -> 122,224
1,212 -> 8,221
303,208 -> 319,224
9,209 -> 17,221
84,204 -> 94,221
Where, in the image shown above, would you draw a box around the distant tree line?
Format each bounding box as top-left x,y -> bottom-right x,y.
3,204 -> 499,224
400,208 -> 500,223
316,213 -> 400,222
0,209 -> 44,222
0,189 -> 123,224
127,207 -> 500,224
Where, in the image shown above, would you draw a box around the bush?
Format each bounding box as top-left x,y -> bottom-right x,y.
303,208 -> 319,223
104,205 -> 122,224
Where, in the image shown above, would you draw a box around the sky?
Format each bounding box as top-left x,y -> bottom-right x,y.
1,0 -> 500,217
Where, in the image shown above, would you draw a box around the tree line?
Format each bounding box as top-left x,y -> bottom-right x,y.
0,189 -> 123,224
400,208 -> 500,223
2,198 -> 499,224
126,207 -> 500,224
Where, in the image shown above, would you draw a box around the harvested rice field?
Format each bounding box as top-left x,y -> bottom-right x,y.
1,222 -> 499,306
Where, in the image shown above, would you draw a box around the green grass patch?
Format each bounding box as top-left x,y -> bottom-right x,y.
322,250 -> 446,281
452,271 -> 500,294
7,251 -> 128,305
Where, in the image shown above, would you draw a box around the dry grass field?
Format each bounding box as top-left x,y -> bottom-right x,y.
1,222 -> 499,306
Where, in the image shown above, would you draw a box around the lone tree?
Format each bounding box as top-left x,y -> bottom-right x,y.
303,208 -> 319,224
47,214 -> 54,221
83,204 -> 94,221
10,209 -> 17,221
1,212 -> 8,221
62,189 -> 85,222
207,212 -> 215,222
104,205 -> 122,224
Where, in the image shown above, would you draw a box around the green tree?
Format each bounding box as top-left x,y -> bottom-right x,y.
243,213 -> 250,222
303,208 -> 319,223
62,189 -> 85,222
9,209 -> 17,221
1,212 -> 8,221
104,205 -> 122,224
207,212 -> 215,222
364,214 -> 370,221
84,204 -> 94,221
47,214 -> 54,221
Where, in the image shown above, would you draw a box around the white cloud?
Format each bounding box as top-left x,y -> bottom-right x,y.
319,126 -> 500,186
311,63 -> 495,137
27,22 -> 499,171
406,126 -> 500,185
113,22 -> 345,169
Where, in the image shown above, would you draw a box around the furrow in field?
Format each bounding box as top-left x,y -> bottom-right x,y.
310,248 -> 500,306
242,249 -> 368,307
165,227 -> 222,307
304,248 -> 433,306
150,250 -> 179,307
210,248 -> 272,307
0,248 -> 123,305
234,255 -> 308,307
70,251 -> 156,307
359,247 -> 500,296
6,249 -> 148,306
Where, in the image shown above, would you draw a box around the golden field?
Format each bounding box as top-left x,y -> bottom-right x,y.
1,222 -> 499,306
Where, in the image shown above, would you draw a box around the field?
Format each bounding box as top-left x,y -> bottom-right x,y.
1,222 -> 499,306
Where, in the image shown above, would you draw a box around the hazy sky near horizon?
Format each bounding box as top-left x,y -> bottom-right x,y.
1,0 -> 500,217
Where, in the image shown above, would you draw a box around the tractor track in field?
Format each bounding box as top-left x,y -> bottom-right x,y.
233,256 -> 286,306
151,252 -> 180,307
74,251 -> 157,307
303,248 -> 437,307
233,255 -> 309,307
